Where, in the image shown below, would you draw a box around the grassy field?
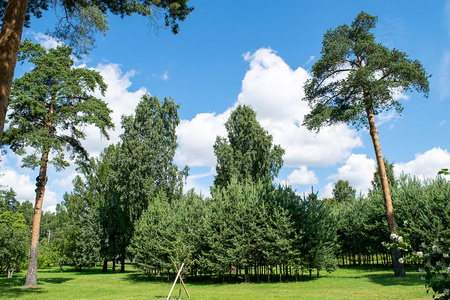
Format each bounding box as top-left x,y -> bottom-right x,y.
0,264 -> 435,299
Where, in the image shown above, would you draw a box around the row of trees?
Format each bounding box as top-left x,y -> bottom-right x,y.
0,10 -> 437,286
3,98 -> 448,285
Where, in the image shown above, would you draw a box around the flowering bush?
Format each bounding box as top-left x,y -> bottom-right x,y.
383,224 -> 450,299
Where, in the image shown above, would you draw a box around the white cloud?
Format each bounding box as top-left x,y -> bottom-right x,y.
175,110 -> 230,166
0,155 -> 59,211
287,166 -> 318,186
184,168 -> 215,198
153,70 -> 169,81
0,168 -> 36,203
322,182 -> 334,199
28,31 -> 63,49
376,110 -> 398,126
394,147 -> 450,179
328,154 -> 377,195
51,170 -> 78,188
176,48 -> 362,170
238,48 -> 362,167
81,63 -> 147,158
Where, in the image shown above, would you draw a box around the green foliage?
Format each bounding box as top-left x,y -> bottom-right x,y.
56,192 -> 102,271
383,230 -> 450,299
0,211 -> 29,277
130,191 -> 202,273
0,188 -> 19,212
371,158 -> 397,191
204,178 -> 269,278
392,175 -> 450,249
3,39 -> 114,169
302,11 -> 430,131
213,104 -> 284,189
332,180 -> 356,203
0,0 -> 193,55
116,94 -> 187,223
299,189 -> 338,275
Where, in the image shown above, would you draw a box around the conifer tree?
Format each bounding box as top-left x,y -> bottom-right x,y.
302,11 -> 429,277
2,40 -> 113,286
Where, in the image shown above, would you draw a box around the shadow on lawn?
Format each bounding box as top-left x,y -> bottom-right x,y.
0,277 -> 46,298
337,265 -> 424,287
125,271 -> 318,287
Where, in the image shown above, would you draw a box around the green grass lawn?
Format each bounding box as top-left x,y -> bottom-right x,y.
0,264 -> 434,299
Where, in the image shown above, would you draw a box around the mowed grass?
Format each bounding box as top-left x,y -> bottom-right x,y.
0,264 -> 433,299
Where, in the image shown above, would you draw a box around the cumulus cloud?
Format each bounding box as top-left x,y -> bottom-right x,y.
394,147 -> 450,179
238,48 -> 362,167
327,154 -> 376,196
0,155 -> 58,211
175,111 -> 230,166
81,63 -> 147,158
28,31 -> 63,49
1,63 -> 148,212
287,166 -> 318,186
176,49 -> 362,169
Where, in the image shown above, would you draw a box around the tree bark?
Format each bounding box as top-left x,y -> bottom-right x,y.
365,104 -> 405,277
24,150 -> 49,287
102,258 -> 108,272
0,0 -> 29,145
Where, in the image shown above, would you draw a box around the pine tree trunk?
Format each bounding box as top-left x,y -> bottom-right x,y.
365,104 -> 405,277
0,0 -> 29,144
24,151 -> 49,287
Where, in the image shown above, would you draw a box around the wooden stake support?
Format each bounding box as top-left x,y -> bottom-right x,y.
166,262 -> 190,300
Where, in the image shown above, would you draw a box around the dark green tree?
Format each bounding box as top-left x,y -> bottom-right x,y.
333,180 -> 356,203
302,11 -> 430,277
130,190 -> 201,276
113,94 -> 187,271
371,158 -> 396,191
0,0 -> 193,143
205,177 -> 268,282
0,210 -> 29,278
213,104 -> 284,189
2,40 -> 113,286
299,189 -> 338,278
0,187 -> 19,212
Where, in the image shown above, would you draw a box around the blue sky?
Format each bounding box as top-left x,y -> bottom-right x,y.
2,0 -> 450,211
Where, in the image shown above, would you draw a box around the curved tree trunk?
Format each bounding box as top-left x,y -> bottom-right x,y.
24,150 -> 49,287
365,104 -> 405,277
0,0 -> 29,145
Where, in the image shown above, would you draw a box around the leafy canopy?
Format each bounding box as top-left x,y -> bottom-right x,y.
303,11 -> 430,130
0,0 -> 193,55
2,39 -> 113,169
213,104 -> 284,188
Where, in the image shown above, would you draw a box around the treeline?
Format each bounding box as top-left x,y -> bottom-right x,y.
1,100 -> 449,283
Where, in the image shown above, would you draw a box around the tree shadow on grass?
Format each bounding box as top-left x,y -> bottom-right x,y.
336,265 -> 425,287
0,277 -> 46,299
0,272 -> 74,298
125,271 -> 318,287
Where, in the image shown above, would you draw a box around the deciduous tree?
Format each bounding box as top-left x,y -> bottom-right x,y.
213,105 -> 284,189
302,11 -> 430,276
